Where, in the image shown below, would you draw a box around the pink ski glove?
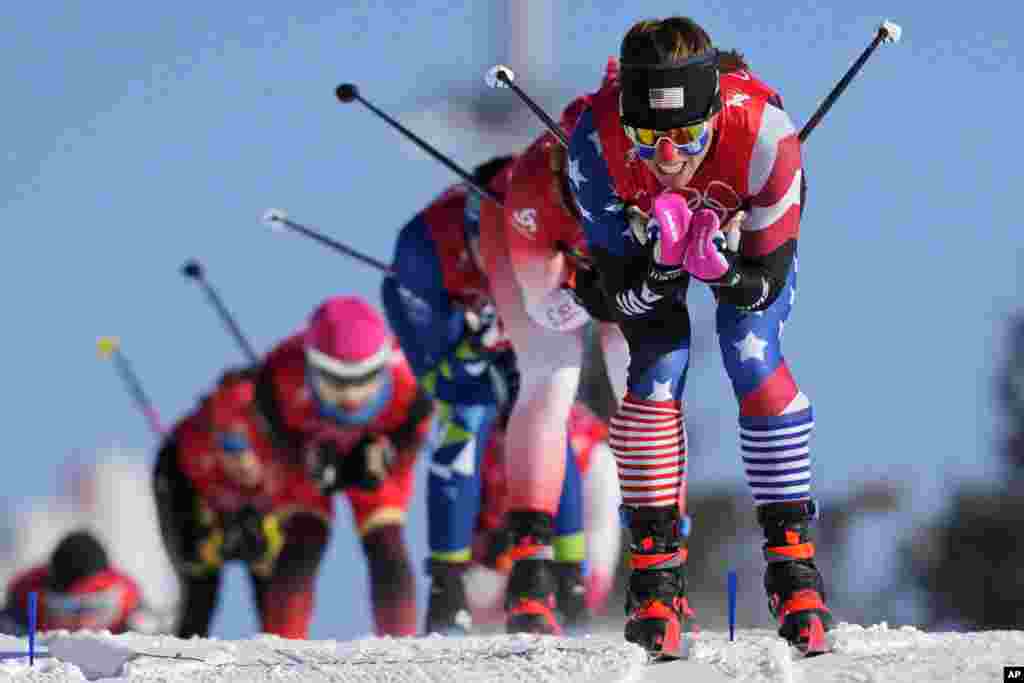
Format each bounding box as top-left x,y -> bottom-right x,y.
651,192 -> 693,266
682,208 -> 735,283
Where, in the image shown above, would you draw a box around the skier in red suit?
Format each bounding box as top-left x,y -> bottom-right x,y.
475,60 -> 639,634
1,531 -> 158,635
154,296 -> 433,638
470,402 -> 621,626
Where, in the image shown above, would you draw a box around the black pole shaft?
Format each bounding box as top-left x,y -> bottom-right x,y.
799,29 -> 887,143
183,265 -> 304,459
195,278 -> 259,363
112,350 -> 164,436
495,70 -> 570,148
280,218 -> 394,274
351,93 -> 504,206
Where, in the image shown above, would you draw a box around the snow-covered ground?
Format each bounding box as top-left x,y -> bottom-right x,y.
1,624 -> 1021,682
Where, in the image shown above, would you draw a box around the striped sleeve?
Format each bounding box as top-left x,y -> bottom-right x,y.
743,103 -> 802,257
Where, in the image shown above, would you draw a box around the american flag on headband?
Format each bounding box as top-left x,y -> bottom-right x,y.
649,86 -> 685,110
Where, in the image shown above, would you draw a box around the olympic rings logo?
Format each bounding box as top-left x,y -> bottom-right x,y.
676,180 -> 743,222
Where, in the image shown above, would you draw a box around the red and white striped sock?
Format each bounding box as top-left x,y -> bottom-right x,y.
609,394 -> 686,508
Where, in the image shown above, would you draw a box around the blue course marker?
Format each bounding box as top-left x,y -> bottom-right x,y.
728,570 -> 737,642
27,591 -> 37,665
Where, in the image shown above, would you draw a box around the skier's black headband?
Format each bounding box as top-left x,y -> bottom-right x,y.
619,49 -> 722,130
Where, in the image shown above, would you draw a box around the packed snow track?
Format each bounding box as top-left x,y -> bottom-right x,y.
1,623 -> 1021,682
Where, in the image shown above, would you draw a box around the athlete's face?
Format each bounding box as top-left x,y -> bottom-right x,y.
311,369 -> 383,412
216,429 -> 264,488
638,115 -> 716,192
221,450 -> 264,488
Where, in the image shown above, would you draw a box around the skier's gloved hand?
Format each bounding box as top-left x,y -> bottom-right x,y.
612,253 -> 689,319
646,191 -> 695,294
308,439 -> 345,494
185,525 -> 226,577
174,498 -> 231,576
220,505 -> 285,577
309,434 -> 396,493
612,273 -> 672,319
347,433 -> 397,490
680,209 -> 745,285
461,300 -> 505,354
613,194 -> 695,319
567,266 -> 614,321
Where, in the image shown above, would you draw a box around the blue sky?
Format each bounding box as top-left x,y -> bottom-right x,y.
2,2 -> 1021,638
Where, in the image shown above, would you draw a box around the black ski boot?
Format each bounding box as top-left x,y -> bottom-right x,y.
505,510 -> 561,635
553,561 -> 590,635
424,559 -> 473,636
759,500 -> 833,656
622,505 -> 694,660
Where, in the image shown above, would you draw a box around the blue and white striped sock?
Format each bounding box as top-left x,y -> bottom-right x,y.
740,408 -> 813,506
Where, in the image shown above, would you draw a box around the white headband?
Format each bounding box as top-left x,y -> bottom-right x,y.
305,344 -> 391,379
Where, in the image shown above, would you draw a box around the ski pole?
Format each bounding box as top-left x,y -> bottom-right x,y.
97,336 -> 165,437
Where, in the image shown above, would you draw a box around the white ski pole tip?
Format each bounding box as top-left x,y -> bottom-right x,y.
262,208 -> 288,229
880,20 -> 902,43
485,64 -> 515,89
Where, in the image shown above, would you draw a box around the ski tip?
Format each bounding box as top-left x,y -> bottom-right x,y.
648,651 -> 681,664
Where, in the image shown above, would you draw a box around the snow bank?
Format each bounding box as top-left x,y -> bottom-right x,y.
1,624 -> 1023,682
